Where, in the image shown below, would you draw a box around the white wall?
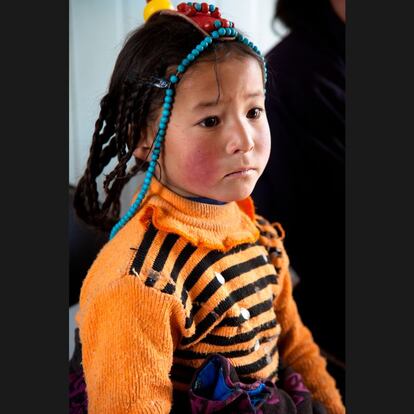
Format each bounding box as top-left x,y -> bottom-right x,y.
69,0 -> 285,212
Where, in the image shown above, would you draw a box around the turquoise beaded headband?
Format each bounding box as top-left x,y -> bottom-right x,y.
110,2 -> 267,239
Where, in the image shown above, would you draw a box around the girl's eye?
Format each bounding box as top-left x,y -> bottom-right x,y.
247,107 -> 263,119
199,116 -> 220,128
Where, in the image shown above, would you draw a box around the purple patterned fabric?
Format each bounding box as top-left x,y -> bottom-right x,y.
69,368 -> 88,414
282,370 -> 311,407
188,354 -> 315,414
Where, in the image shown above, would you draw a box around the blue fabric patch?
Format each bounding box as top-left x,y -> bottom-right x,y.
195,358 -> 266,407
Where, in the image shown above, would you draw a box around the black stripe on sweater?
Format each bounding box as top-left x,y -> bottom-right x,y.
171,344 -> 277,385
152,233 -> 180,272
174,333 -> 278,360
161,282 -> 176,295
191,254 -> 269,316
201,318 -> 278,346
236,343 -> 278,376
217,298 -> 274,327
171,243 -> 198,283
180,242 -> 253,307
181,274 -> 277,346
129,223 -> 158,275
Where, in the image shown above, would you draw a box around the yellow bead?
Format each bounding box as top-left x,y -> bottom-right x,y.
143,0 -> 174,21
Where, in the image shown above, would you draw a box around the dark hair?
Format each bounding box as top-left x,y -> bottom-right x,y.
275,0 -> 331,31
74,13 -> 264,231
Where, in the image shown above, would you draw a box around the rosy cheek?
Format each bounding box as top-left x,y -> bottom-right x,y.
182,148 -> 219,186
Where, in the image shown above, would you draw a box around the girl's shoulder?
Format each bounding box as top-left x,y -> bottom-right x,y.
78,215 -> 192,306
254,214 -> 285,243
253,214 -> 289,273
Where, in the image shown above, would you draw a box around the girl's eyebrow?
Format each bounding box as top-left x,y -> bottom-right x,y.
191,90 -> 264,111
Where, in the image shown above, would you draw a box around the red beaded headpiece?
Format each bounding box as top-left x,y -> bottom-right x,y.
144,1 -> 236,39
176,2 -> 234,35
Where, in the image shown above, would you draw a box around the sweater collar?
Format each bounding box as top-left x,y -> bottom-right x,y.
136,178 -> 259,251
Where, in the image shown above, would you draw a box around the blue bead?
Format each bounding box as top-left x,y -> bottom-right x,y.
159,122 -> 166,129
158,130 -> 166,136
243,38 -> 249,45
187,2 -> 192,5
248,41 -> 253,48
218,28 -> 226,36
214,20 -> 222,28
153,149 -> 160,155
166,89 -> 174,96
177,64 -> 186,73
163,102 -> 171,110
187,53 -> 195,61
205,36 -> 212,44
209,4 -> 215,12
162,109 -> 170,116
164,95 -> 173,103
229,28 -> 235,36
160,116 -> 168,124
212,31 -> 219,39
192,49 -> 200,56
182,58 -> 190,66
195,3 -> 201,11
170,75 -> 178,83
196,44 -> 204,52
237,34 -> 243,41
225,28 -> 232,36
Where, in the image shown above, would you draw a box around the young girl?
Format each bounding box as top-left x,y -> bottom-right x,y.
71,2 -> 345,413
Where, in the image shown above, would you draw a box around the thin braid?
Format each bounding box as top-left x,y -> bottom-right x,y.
75,79 -> 159,231
103,85 -> 141,194
74,96 -> 114,224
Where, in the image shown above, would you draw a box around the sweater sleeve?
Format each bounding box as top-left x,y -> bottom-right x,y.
272,242 -> 345,414
77,274 -> 186,414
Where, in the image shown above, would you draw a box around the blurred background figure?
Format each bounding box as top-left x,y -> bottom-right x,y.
252,0 -> 345,397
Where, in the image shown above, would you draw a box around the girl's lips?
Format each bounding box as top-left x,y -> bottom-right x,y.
224,168 -> 255,178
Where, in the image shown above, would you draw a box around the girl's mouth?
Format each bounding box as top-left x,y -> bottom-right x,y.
224,168 -> 255,178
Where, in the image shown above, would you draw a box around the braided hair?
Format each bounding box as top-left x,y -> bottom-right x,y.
74,14 -> 265,231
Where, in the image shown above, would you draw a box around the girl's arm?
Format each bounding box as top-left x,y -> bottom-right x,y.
256,216 -> 345,414
77,275 -> 186,414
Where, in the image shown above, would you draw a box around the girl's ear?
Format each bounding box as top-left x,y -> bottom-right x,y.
132,123 -> 156,161
133,140 -> 151,161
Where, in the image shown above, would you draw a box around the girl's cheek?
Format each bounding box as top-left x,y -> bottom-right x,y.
183,148 -> 219,185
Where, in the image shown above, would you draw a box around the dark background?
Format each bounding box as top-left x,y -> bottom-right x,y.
1,1 -> 413,413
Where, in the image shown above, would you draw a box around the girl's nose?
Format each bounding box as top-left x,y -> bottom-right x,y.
226,121 -> 254,154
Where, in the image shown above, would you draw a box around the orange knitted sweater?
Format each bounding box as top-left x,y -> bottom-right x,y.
76,178 -> 345,414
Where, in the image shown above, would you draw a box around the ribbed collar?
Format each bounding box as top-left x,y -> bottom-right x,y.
136,178 -> 260,251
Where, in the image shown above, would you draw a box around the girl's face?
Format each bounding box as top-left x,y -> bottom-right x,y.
143,55 -> 271,202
